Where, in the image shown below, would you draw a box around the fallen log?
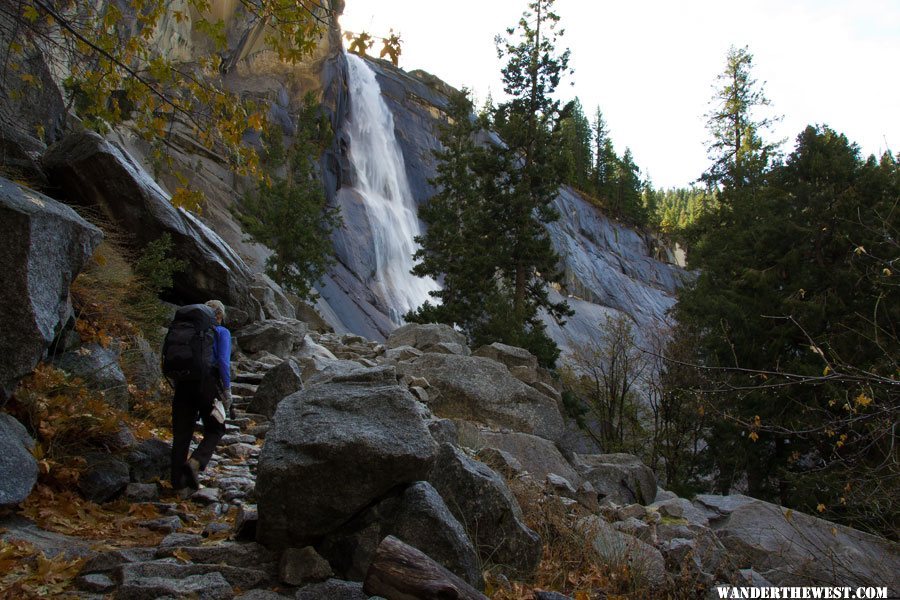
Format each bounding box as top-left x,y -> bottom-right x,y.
363,535 -> 488,600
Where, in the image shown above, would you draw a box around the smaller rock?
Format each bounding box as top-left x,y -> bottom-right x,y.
409,386 -> 429,403
546,473 -> 577,496
225,443 -> 259,458
249,357 -> 304,417
294,578 -> 368,600
279,546 -> 333,585
473,342 -> 538,370
158,533 -> 203,550
386,323 -> 467,352
613,517 -> 654,544
115,569 -> 233,600
617,504 -> 648,521
139,515 -> 183,533
234,504 -> 258,541
126,439 -> 171,483
124,483 -> 159,503
475,447 -> 524,478
533,592 -> 574,600
236,319 -> 306,358
53,343 -> 128,409
203,522 -> 232,537
425,342 -> 470,356
77,573 -> 115,592
427,419 -> 458,446
190,487 -> 220,505
0,414 -> 39,506
383,345 -> 423,362
78,454 -> 130,503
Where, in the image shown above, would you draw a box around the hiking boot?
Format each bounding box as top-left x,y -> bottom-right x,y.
182,458 -> 201,490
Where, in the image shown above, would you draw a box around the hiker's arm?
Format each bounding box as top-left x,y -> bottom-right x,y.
216,327 -> 232,391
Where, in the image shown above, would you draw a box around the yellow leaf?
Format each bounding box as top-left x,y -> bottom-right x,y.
817,503 -> 826,513
823,366 -> 831,376
172,548 -> 191,563
23,5 -> 39,22
883,268 -> 891,277
854,393 -> 872,407
784,509 -> 793,522
748,431 -> 759,442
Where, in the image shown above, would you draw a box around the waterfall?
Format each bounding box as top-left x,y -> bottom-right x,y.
343,52 -> 439,323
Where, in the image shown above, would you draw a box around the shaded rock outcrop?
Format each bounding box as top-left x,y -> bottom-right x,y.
0,414 -> 38,506
247,357 -> 303,417
52,343 -> 129,410
42,131 -> 258,316
397,353 -> 564,442
694,494 -> 900,591
574,453 -> 657,506
456,423 -> 580,486
319,481 -> 482,589
0,177 -> 103,397
429,443 -> 542,579
255,369 -> 437,546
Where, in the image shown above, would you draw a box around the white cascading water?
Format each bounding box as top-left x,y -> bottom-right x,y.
343,52 -> 439,323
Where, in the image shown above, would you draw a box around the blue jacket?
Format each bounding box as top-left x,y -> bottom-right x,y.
212,325 -> 231,390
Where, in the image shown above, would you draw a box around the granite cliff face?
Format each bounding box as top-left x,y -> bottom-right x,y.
316,53 -> 687,353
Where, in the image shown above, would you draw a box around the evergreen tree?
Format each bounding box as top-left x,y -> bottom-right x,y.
558,98 -> 592,190
410,0 -> 573,367
613,147 -> 646,225
233,96 -> 341,300
701,45 -> 779,198
591,107 -> 615,197
675,125 -> 899,533
408,91 -> 501,329
492,0 -> 573,360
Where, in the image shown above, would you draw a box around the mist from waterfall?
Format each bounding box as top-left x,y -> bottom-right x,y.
343,52 -> 439,323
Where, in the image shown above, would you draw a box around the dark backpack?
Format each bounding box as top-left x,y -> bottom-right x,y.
162,304 -> 217,388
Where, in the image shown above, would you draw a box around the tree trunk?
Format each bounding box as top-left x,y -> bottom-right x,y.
363,536 -> 488,600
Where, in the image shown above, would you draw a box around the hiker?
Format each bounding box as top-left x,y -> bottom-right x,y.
163,300 -> 232,493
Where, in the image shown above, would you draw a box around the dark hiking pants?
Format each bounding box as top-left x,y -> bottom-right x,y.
170,380 -> 226,487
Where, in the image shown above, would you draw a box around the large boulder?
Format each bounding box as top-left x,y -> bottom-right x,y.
695,494 -> 900,591
41,131 -> 257,315
456,423 -> 581,486
429,443 -> 541,579
0,177 -> 102,397
396,353 -> 564,441
52,343 -> 129,410
0,413 -> 38,506
256,370 -> 437,547
386,323 -> 468,353
573,453 -> 657,506
319,481 -> 482,589
235,319 -> 307,358
248,357 -> 303,417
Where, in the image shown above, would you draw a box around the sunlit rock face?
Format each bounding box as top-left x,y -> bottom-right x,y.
318,54 -> 686,352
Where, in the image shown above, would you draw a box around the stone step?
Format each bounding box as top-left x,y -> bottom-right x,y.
233,372 -> 264,384
231,382 -> 258,397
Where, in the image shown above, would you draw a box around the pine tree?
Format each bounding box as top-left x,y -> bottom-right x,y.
591,107 -> 614,197
701,45 -> 779,197
675,124 -> 899,532
558,98 -> 592,190
408,90 -> 501,329
410,0 -> 573,367
492,0 -> 573,359
233,96 -> 341,300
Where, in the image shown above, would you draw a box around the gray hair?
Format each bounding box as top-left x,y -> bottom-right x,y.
205,300 -> 226,321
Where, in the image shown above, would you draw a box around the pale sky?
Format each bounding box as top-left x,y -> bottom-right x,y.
339,0 -> 899,190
